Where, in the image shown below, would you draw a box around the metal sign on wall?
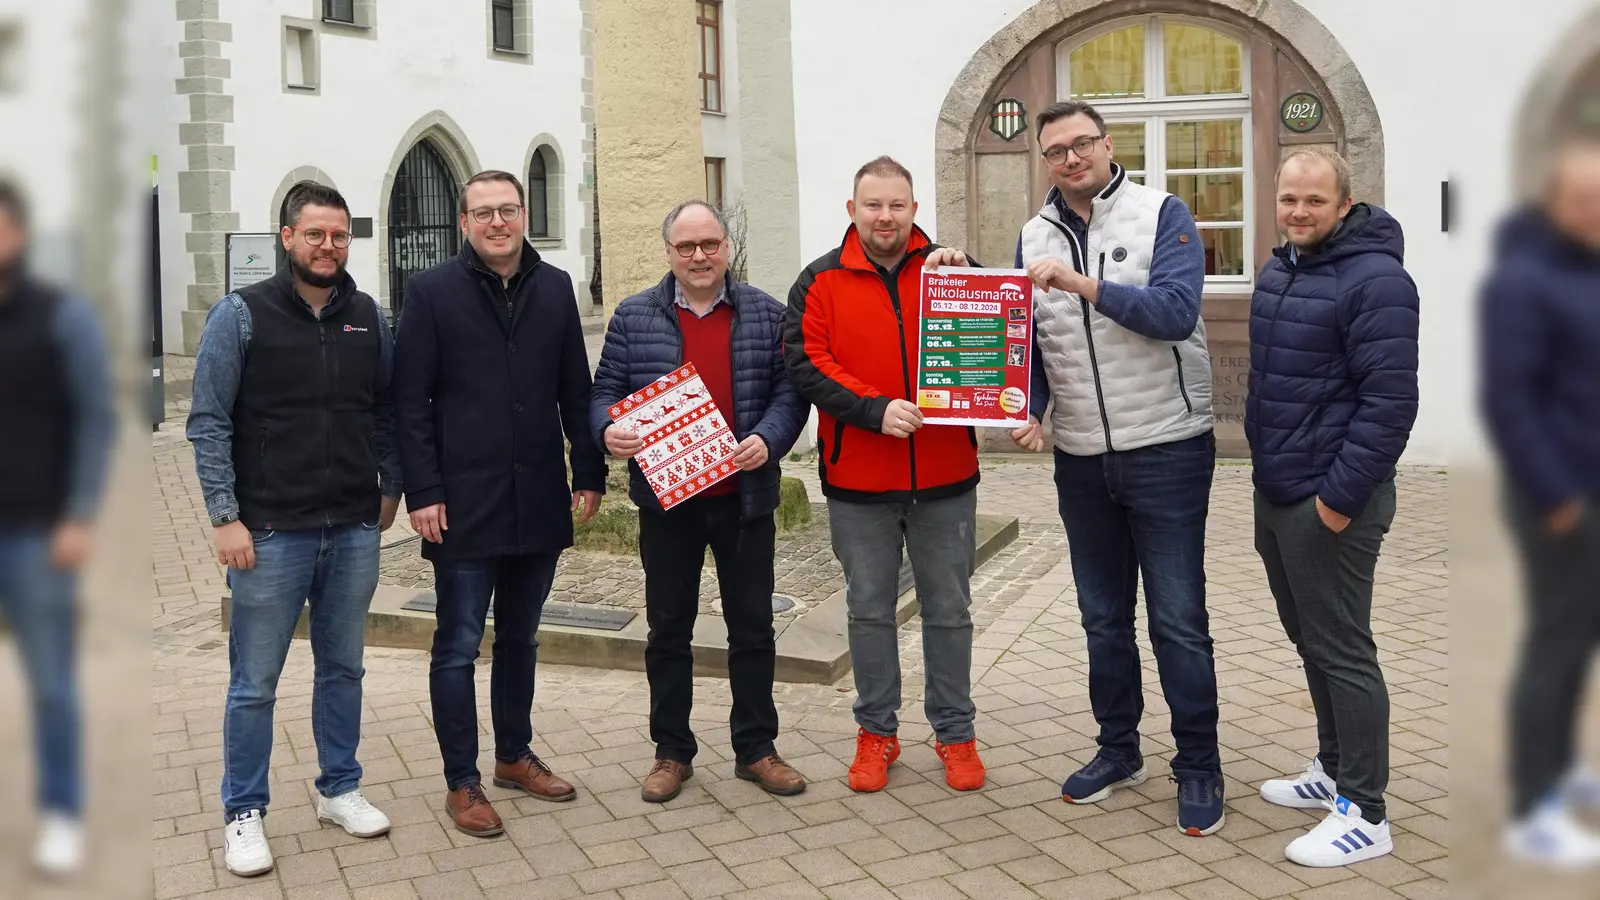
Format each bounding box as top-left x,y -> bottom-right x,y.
989,99 -> 1027,141
1280,91 -> 1325,133
226,233 -> 280,292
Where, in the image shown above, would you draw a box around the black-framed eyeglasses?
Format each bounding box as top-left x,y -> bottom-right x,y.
1042,134 -> 1107,166
292,227 -> 353,249
672,239 -> 724,258
468,204 -> 525,224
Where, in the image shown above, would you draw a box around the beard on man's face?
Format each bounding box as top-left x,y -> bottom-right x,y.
289,251 -> 345,289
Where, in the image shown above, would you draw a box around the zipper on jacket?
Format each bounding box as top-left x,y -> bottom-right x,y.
727,298 -> 740,449
880,263 -> 919,499
1261,266 -> 1299,391
1041,218 -> 1113,451
319,322 -> 333,526
664,290 -> 753,505
1082,252 -> 1114,452
829,419 -> 845,465
1172,347 -> 1193,414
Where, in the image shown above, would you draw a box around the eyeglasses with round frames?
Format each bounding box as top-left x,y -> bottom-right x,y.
292,228 -> 353,249
1042,134 -> 1107,166
672,239 -> 724,258
468,204 -> 525,224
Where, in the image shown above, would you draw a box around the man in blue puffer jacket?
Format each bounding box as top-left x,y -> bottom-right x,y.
591,200 -> 810,804
1482,136 -> 1600,867
1245,147 -> 1419,869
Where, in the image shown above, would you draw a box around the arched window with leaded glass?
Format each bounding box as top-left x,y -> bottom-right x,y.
1058,17 -> 1252,285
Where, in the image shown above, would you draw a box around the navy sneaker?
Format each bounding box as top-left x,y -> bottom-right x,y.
1175,774 -> 1226,836
1062,754 -> 1146,804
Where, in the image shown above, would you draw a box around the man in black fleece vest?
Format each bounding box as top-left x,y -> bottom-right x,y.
0,179 -> 115,877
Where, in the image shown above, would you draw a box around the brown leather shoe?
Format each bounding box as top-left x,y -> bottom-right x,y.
493,754 -> 577,802
734,754 -> 807,796
641,759 -> 693,803
445,783 -> 503,837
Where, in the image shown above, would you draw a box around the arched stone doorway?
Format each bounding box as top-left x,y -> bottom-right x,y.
377,112 -> 481,316
1516,7 -> 1600,197
386,140 -> 462,318
937,0 -> 1383,456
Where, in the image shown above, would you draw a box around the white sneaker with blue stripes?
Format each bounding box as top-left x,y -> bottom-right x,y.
1259,757 -> 1337,809
1285,796 -> 1393,867
1504,794 -> 1600,869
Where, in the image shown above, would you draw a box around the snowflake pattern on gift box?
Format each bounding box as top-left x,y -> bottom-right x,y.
610,363 -> 739,509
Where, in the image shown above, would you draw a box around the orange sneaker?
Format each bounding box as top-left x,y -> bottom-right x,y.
936,739 -> 986,791
848,728 -> 900,793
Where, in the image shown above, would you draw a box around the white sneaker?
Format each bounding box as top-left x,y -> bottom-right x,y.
1260,757 -> 1338,809
1563,766 -> 1600,810
1284,796 -> 1393,867
1505,801 -> 1600,869
317,789 -> 391,838
33,813 -> 84,876
223,810 -> 274,877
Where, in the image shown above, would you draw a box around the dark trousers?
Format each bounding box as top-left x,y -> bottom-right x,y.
1053,432 -> 1222,777
1507,490 -> 1600,818
1254,480 -> 1396,822
639,493 -> 779,767
429,553 -> 560,790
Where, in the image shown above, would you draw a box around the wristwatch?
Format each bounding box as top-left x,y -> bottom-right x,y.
211,512 -> 239,527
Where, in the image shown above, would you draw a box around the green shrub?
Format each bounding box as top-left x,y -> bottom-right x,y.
776,476 -> 811,533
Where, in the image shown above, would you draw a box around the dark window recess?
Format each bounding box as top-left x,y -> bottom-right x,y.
527,149 -> 548,238
492,0 -> 516,52
387,140 -> 460,319
323,0 -> 355,24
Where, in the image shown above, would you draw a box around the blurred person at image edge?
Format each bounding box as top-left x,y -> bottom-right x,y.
0,178 -> 116,876
1481,134 -> 1600,868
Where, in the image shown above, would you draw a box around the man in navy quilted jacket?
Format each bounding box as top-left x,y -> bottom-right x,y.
591,201 -> 810,804
1482,136 -> 1600,867
1244,147 -> 1419,869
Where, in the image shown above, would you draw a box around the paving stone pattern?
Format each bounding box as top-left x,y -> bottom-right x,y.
146,406 -> 1452,899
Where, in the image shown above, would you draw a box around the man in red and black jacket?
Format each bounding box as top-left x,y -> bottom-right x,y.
783,156 -> 986,794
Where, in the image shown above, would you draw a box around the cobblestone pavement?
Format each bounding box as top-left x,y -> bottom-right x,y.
378,503 -> 841,619
148,405 -> 1451,900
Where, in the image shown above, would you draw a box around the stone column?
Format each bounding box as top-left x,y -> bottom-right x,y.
576,0 -> 598,317
174,0 -> 237,355
592,0 -> 703,317
732,0 -> 802,303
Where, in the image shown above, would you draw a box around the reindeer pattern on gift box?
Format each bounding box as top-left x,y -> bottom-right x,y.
607,364 -> 740,509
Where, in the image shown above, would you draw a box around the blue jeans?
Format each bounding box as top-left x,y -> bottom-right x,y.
1053,432 -> 1221,777
222,522 -> 380,823
429,554 -> 559,790
0,532 -> 82,815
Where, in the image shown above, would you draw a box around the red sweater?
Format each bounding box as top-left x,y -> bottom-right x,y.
677,302 -> 739,497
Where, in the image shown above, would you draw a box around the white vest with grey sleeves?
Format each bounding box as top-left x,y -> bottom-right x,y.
1020,165 -> 1214,456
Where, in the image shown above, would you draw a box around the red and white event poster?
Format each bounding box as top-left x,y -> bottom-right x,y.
915,266 -> 1033,427
607,364 -> 739,510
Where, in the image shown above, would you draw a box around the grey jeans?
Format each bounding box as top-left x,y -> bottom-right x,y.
829,490 -> 978,744
1254,480 -> 1396,822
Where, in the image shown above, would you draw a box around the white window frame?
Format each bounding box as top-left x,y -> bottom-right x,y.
1057,16 -> 1254,287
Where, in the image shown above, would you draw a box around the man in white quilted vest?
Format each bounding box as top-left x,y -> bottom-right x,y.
1009,100 -> 1224,837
